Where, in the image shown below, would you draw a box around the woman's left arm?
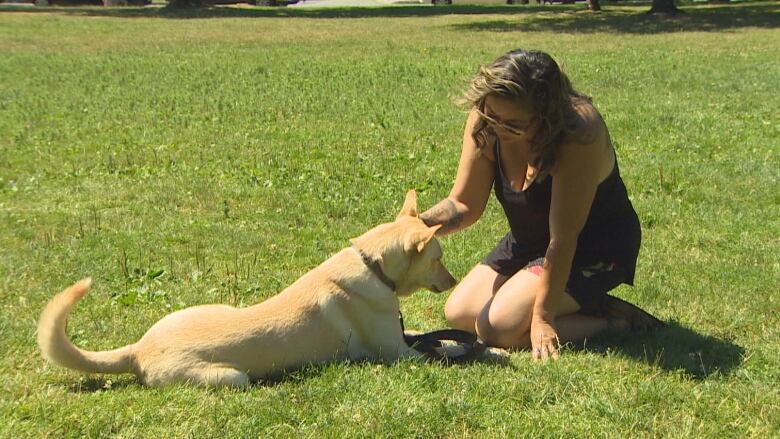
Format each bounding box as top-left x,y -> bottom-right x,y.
530,134 -> 604,361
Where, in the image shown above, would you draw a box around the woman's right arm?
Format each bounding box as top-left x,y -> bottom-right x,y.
420,108 -> 496,236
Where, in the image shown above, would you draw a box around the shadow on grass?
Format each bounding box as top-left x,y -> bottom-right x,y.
256,352 -> 513,387
2,2 -> 777,31
451,2 -> 780,34
578,320 -> 745,380
59,352 -> 511,391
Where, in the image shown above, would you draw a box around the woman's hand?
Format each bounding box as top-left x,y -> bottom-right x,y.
530,316 -> 560,361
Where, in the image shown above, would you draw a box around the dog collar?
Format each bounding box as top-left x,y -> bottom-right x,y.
352,246 -> 397,292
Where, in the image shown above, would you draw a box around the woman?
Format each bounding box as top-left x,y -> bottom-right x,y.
420,49 -> 662,361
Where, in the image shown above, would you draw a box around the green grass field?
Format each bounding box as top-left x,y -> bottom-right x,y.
1,2 -> 778,437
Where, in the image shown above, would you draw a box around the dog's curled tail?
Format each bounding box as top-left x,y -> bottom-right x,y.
37,278 -> 136,375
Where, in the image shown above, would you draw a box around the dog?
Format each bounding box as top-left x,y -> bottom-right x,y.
37,190 -> 457,388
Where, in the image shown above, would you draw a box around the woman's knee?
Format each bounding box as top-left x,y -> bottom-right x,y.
476,321 -> 531,349
475,307 -> 531,348
443,264 -> 504,332
444,292 -> 477,332
474,285 -> 537,349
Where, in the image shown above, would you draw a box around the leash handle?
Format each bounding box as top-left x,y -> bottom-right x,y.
406,329 -> 487,362
400,312 -> 487,362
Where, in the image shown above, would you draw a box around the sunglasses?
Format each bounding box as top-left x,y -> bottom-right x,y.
476,108 -> 534,137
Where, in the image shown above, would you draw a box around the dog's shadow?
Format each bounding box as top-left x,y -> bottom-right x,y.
60,350 -> 512,393
571,320 -> 745,380
255,350 -> 514,388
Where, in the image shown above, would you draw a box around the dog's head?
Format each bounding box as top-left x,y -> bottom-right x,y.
351,190 -> 457,297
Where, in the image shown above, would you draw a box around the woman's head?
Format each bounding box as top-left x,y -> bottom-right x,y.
461,49 -> 590,173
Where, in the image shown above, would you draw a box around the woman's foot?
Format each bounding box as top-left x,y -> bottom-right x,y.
603,295 -> 665,331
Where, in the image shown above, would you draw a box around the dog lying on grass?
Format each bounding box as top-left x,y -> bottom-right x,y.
37,190 -> 457,388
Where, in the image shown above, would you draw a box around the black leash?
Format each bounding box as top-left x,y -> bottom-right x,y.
399,311 -> 487,363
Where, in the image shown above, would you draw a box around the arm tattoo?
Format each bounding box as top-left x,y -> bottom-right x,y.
420,198 -> 464,235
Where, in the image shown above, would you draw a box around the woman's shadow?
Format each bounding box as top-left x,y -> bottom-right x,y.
572,320 -> 744,380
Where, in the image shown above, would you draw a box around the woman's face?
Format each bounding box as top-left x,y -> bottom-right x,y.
481,95 -> 538,145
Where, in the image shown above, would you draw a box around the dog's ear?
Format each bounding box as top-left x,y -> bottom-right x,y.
396,189 -> 418,219
404,225 -> 441,253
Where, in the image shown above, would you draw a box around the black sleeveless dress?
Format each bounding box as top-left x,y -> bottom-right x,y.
481,141 -> 641,316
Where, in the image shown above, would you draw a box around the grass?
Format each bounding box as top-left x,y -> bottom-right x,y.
1,1 -> 779,437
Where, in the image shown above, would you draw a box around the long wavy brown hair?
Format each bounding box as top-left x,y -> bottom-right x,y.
460,49 -> 591,175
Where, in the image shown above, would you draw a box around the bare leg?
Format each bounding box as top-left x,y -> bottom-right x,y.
475,269 -> 568,348
549,298 -> 663,346
444,264 -> 508,333
446,264 -> 635,350
503,312 -> 628,349
554,313 -> 612,343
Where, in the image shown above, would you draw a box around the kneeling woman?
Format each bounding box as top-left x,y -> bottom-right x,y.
420,49 -> 662,361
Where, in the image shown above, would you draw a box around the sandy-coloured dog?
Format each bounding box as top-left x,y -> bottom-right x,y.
37,190 -> 457,388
